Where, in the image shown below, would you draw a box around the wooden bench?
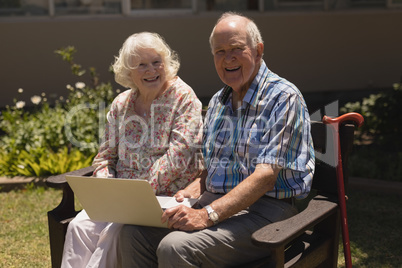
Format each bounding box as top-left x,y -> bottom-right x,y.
46,113 -> 361,268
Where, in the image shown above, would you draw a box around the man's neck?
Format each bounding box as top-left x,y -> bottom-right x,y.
232,89 -> 247,110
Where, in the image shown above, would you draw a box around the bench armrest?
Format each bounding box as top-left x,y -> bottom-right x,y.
252,195 -> 338,248
46,166 -> 95,189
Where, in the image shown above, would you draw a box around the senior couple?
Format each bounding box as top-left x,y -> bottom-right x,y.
61,11 -> 315,268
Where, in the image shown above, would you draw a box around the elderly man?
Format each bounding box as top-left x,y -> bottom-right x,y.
119,12 -> 315,267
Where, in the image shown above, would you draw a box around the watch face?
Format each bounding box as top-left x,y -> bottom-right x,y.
210,211 -> 219,222
205,205 -> 219,224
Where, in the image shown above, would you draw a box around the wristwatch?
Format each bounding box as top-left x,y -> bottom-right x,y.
204,205 -> 219,225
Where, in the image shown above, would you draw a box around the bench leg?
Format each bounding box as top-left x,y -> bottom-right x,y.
47,185 -> 79,268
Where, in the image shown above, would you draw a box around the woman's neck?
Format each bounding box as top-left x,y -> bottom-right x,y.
134,79 -> 173,117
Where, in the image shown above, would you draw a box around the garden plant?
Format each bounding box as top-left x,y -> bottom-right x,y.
0,46 -> 118,177
341,82 -> 402,182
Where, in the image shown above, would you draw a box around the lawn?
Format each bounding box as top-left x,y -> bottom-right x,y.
338,189 -> 402,267
0,183 -> 401,267
0,184 -> 63,268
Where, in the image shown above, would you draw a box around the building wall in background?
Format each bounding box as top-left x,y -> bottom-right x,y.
0,10 -> 401,108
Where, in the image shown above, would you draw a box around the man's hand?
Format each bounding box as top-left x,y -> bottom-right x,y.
161,206 -> 211,231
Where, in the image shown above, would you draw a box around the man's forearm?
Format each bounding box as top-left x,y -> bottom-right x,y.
208,164 -> 279,222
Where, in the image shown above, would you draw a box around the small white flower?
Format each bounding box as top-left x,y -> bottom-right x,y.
16,101 -> 25,109
59,96 -> 64,101
41,92 -> 46,97
17,165 -> 25,169
18,88 -> 23,93
116,89 -> 121,93
66,84 -> 74,91
75,82 -> 86,89
31,95 -> 42,105
76,92 -> 83,98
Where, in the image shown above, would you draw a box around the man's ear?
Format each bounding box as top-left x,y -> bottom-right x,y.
256,43 -> 264,61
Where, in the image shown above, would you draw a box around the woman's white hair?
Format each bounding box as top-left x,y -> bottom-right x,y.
113,32 -> 180,89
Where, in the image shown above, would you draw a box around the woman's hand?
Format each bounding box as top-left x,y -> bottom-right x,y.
173,189 -> 192,202
161,206 -> 211,231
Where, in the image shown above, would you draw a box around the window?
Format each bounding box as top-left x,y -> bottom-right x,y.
350,0 -> 386,8
52,0 -> 121,15
203,0 -> 260,11
122,0 -> 194,15
131,0 -> 192,10
386,0 -> 401,7
0,0 -> 49,16
0,0 -> 399,17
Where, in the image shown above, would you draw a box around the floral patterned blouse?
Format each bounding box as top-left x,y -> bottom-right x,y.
92,77 -> 204,196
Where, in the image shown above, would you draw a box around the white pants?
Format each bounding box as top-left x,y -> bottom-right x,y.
61,210 -> 123,268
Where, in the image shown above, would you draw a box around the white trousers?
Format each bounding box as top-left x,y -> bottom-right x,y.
61,210 -> 123,268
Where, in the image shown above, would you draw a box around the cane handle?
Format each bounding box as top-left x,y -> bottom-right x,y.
323,112 -> 364,127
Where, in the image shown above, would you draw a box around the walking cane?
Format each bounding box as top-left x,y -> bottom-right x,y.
323,112 -> 364,268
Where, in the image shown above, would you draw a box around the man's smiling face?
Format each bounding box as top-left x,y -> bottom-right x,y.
211,19 -> 262,94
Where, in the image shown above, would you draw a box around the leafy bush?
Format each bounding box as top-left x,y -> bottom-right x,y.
0,46 -> 119,177
341,82 -> 402,151
0,103 -> 67,154
0,147 -> 95,177
346,146 -> 402,182
341,82 -> 402,181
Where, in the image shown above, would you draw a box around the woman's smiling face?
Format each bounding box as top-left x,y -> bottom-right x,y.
130,48 -> 167,94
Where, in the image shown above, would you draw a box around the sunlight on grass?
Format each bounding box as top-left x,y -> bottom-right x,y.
0,183 -> 400,267
0,184 -> 61,267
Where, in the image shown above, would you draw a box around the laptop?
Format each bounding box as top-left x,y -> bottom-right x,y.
65,175 -> 198,228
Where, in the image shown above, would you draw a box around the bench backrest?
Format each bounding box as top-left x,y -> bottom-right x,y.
311,121 -> 356,197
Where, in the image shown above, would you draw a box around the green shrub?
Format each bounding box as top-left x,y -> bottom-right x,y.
0,103 -> 67,154
0,46 -> 118,177
55,46 -> 118,155
341,82 -> 402,181
0,147 -> 95,177
341,82 -> 402,151
347,147 -> 402,182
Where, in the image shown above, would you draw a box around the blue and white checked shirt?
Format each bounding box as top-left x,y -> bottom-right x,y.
202,61 -> 315,199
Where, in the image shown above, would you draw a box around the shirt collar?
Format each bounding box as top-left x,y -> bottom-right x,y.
218,61 -> 269,108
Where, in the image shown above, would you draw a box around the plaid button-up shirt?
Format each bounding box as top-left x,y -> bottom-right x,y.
202,61 -> 315,199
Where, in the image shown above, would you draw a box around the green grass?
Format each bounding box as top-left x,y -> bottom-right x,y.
0,184 -> 59,267
338,189 -> 402,267
0,184 -> 401,267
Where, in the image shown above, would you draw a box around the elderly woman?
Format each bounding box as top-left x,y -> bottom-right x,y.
61,32 -> 203,268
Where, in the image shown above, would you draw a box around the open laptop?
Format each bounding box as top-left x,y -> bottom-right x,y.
65,175 -> 197,228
